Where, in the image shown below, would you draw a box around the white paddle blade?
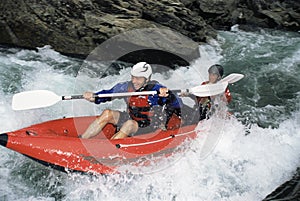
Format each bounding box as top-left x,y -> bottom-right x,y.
12,90 -> 61,110
221,73 -> 244,84
189,82 -> 228,97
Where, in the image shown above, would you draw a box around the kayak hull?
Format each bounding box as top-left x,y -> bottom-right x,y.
0,116 -> 197,174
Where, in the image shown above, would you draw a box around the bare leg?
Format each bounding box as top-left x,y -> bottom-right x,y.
81,109 -> 120,139
110,120 -> 139,139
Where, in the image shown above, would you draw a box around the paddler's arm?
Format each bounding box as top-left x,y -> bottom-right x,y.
83,82 -> 129,104
83,89 -> 114,103
156,86 -> 182,108
160,88 -> 182,128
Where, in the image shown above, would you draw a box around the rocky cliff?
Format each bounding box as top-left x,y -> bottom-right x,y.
0,0 -> 299,65
188,0 -> 300,31
0,0 -> 215,65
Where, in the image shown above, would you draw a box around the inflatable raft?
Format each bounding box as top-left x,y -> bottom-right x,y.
0,116 -> 198,174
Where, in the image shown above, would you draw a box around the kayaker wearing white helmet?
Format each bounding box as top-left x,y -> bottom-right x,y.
130,62 -> 153,92
196,64 -> 232,120
81,62 -> 182,139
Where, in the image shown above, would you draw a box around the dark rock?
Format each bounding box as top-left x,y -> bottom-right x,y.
0,0 -> 299,64
185,0 -> 300,31
84,27 -> 201,68
263,168 -> 300,201
0,0 -> 218,65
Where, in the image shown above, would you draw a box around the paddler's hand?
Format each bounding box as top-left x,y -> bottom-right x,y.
83,91 -> 95,102
159,88 -> 169,97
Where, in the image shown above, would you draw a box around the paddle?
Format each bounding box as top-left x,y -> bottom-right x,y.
11,73 -> 244,111
176,73 -> 244,96
220,73 -> 244,84
11,83 -> 227,111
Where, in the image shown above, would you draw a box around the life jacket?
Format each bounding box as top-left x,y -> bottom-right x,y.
127,81 -> 182,129
127,82 -> 154,127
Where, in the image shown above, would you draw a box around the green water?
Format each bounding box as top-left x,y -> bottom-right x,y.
219,29 -> 300,128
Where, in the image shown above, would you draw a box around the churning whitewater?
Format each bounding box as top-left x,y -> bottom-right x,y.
0,28 -> 299,200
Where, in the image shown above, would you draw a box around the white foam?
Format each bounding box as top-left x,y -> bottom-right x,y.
55,112 -> 300,201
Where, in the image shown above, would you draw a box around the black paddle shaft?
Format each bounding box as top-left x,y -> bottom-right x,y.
62,95 -> 84,100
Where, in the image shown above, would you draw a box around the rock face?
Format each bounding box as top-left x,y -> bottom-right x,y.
263,168 -> 300,201
0,0 -> 215,65
0,0 -> 299,65
189,0 -> 300,31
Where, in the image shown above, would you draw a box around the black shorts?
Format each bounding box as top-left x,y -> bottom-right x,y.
117,111 -> 161,136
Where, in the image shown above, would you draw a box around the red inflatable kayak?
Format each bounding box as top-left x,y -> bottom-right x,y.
0,116 -> 198,174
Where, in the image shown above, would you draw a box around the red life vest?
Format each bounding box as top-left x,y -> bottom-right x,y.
127,84 -> 153,127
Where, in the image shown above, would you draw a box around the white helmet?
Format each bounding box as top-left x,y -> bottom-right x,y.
130,62 -> 152,79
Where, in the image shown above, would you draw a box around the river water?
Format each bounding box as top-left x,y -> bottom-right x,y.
0,28 -> 299,200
